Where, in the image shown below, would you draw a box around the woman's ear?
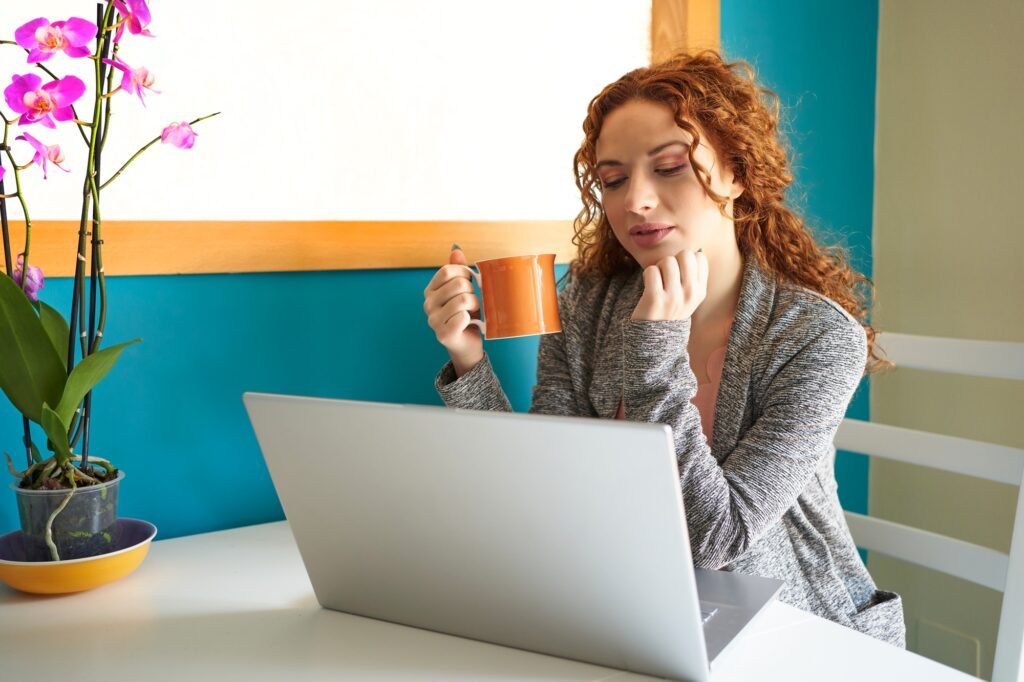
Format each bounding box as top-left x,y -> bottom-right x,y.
729,179 -> 745,200
729,166 -> 745,199
720,163 -> 744,200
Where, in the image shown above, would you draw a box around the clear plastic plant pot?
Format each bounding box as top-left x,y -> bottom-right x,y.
11,470 -> 125,562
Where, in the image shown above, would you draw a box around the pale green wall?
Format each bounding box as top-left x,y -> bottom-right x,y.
870,0 -> 1024,678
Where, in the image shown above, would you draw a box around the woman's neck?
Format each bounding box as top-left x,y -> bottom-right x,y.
692,236 -> 743,330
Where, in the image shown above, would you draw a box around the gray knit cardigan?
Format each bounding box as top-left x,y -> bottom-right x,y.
435,257 -> 906,647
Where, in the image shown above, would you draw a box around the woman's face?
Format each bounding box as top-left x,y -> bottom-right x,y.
594,99 -> 742,268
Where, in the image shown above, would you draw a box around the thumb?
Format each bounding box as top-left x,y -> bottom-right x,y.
449,243 -> 467,266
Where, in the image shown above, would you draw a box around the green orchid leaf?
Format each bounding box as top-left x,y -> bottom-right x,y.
55,339 -> 141,428
0,275 -> 67,424
41,403 -> 72,468
31,442 -> 43,464
38,300 -> 70,368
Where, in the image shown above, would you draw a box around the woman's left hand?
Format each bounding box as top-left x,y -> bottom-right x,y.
630,249 -> 708,321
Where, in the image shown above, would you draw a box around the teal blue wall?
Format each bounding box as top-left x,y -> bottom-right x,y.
1,269 -> 556,539
722,0 -> 879,513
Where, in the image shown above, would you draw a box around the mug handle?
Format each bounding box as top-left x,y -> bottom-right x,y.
460,265 -> 486,337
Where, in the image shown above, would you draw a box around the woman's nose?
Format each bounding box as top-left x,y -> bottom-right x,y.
624,173 -> 658,214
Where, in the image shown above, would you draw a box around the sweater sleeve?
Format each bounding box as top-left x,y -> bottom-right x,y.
622,315 -> 867,569
435,353 -> 514,412
435,277 -> 584,416
528,299 -> 584,416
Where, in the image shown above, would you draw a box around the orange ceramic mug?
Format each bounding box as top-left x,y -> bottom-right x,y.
461,254 -> 562,339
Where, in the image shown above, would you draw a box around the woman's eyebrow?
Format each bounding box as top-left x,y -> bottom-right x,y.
596,140 -> 691,169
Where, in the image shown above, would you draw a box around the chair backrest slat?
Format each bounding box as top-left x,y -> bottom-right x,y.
836,419 -> 1024,485
881,332 -> 1024,380
844,511 -> 1008,591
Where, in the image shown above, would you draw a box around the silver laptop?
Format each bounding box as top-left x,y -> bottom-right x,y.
243,393 -> 782,682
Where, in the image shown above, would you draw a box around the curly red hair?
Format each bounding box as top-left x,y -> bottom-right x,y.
571,50 -> 886,373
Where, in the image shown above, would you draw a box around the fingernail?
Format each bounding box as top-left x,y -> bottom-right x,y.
451,243 -> 461,252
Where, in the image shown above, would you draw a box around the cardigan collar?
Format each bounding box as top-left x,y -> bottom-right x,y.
711,256 -> 776,458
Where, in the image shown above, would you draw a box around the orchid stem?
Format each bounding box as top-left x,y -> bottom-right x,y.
99,111 -> 220,190
100,42 -> 118,153
1,122 -> 34,471
71,1 -> 116,467
81,1 -> 116,468
0,157 -> 33,461
2,147 -> 34,293
0,150 -> 11,276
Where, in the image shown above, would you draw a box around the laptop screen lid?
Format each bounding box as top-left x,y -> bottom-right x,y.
244,392 -> 713,681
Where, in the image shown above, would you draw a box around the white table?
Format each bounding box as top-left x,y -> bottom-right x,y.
0,522 -> 975,681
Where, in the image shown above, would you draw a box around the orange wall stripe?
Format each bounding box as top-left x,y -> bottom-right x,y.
3,220 -> 578,277
651,0 -> 720,64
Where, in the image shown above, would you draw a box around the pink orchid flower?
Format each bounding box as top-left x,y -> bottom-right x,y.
12,254 -> 45,302
160,122 -> 197,150
0,166 -> 5,183
102,56 -> 159,106
112,0 -> 154,42
3,73 -> 86,128
14,17 -> 97,63
16,131 -> 70,180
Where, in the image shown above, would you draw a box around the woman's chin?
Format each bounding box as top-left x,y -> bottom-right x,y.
632,243 -> 686,269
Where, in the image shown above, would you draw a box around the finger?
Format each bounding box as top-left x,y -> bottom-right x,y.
449,246 -> 468,266
424,244 -> 470,294
696,249 -> 709,289
425,262 -> 472,294
674,248 -> 690,272
677,250 -> 698,292
424,266 -> 451,295
641,264 -> 664,294
426,276 -> 474,313
442,309 -> 473,336
435,308 -> 470,343
431,291 -> 480,330
439,291 -> 481,322
657,256 -> 674,289
659,256 -> 682,297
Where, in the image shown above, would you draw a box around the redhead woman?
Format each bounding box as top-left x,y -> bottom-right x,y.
422,50 -> 905,647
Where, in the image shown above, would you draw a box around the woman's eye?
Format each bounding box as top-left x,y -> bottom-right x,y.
601,177 -> 626,189
657,164 -> 688,176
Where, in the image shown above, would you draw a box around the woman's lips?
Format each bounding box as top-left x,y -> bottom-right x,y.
629,223 -> 674,248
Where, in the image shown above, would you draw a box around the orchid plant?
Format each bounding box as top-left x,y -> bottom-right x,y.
0,1 -> 217,554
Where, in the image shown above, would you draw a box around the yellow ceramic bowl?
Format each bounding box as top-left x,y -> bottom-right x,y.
0,518 -> 157,594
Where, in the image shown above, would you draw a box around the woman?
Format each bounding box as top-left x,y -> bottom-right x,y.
422,50 -> 905,647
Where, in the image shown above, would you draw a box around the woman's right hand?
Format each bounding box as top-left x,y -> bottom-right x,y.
423,247 -> 484,377
631,249 -> 709,322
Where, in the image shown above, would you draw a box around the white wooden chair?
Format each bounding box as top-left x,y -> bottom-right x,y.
834,332 -> 1024,682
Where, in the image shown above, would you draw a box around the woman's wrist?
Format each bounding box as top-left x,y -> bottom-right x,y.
622,318 -> 693,386
452,350 -> 485,378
